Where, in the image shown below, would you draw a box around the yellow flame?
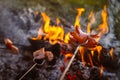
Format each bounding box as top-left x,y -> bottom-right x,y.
74,8 -> 85,28
109,48 -> 114,59
41,12 -> 50,33
41,13 -> 65,44
64,33 -> 70,43
32,12 -> 71,44
98,5 -> 108,37
91,50 -> 94,56
32,6 -> 112,70
87,11 -> 95,34
96,46 -> 102,61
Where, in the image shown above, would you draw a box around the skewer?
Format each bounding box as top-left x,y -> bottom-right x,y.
19,63 -> 37,80
60,45 -> 80,80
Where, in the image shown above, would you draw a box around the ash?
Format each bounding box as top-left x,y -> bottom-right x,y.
0,49 -> 31,80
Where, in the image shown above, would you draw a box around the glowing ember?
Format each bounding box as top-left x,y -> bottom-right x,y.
67,74 -> 73,80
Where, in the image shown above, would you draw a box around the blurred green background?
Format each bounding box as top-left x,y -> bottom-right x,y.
0,0 -> 108,23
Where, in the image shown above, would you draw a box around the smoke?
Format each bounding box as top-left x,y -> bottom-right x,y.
0,6 -> 41,80
0,8 -> 26,45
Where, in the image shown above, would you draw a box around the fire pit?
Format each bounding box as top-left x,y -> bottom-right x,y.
0,1 -> 120,80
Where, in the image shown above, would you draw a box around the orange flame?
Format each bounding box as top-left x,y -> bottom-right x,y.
109,48 -> 114,59
32,5 -> 107,45
91,50 -> 94,56
43,13 -> 65,44
74,8 -> 85,28
32,6 -> 110,68
64,53 -> 73,58
32,28 -> 43,40
64,53 -> 73,62
88,54 -> 94,66
98,5 -> 108,38
79,46 -> 85,63
56,18 -> 60,25
32,12 -> 71,44
87,11 -> 95,34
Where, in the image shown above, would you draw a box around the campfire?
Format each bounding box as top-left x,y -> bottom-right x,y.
2,5 -> 119,80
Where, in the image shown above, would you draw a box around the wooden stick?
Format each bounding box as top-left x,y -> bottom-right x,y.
60,45 -> 80,80
19,63 -> 37,80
